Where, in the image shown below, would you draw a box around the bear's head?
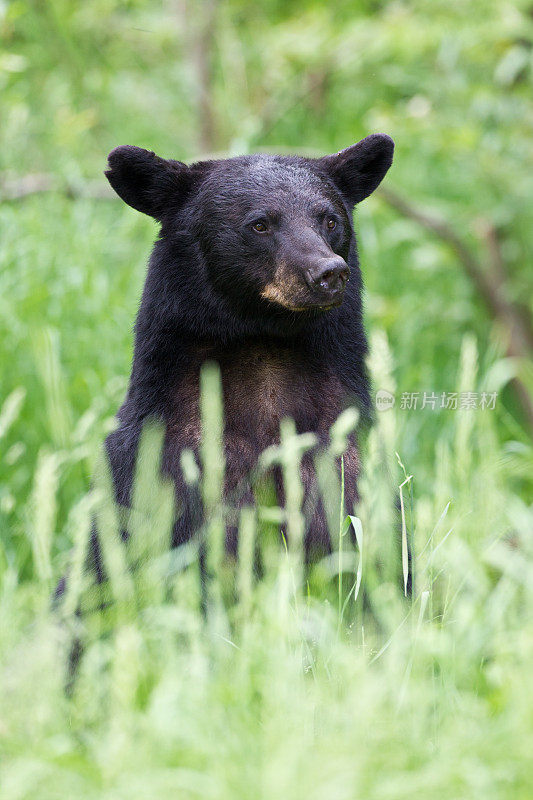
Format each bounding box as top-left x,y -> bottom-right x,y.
105,135 -> 393,327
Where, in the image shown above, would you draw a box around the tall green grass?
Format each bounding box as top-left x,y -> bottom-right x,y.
1,325 -> 532,798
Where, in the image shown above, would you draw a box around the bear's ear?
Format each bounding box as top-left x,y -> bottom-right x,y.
105,145 -> 192,219
320,134 -> 394,206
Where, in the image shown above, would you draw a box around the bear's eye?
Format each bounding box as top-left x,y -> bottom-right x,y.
326,217 -> 337,231
252,220 -> 269,233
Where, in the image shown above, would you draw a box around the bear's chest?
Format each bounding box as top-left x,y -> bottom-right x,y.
170,344 -> 346,453
223,349 -> 344,442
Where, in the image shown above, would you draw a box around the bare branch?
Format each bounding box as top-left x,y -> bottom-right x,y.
378,185 -> 533,431
0,174 -> 114,202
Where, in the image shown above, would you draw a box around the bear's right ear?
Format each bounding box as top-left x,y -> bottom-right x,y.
105,145 -> 192,219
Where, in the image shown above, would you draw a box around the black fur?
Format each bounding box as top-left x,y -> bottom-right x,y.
103,135 -> 394,554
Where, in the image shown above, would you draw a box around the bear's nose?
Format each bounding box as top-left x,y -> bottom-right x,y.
307,259 -> 350,296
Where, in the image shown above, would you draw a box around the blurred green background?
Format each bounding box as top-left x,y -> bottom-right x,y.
1,3 -> 533,797
2,0 -> 532,561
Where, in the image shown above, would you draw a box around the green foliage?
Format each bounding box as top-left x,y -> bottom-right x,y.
2,341 -> 533,798
1,1 -> 533,797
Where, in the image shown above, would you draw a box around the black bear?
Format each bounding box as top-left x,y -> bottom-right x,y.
103,134 -> 394,557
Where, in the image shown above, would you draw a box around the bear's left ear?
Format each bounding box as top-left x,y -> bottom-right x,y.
105,145 -> 193,219
320,134 -> 394,206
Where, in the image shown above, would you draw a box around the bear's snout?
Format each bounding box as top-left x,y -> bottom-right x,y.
305,258 -> 350,304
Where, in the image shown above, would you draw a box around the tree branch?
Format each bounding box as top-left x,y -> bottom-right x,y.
378,185 -> 533,431
180,0 -> 219,154
0,173 -> 114,202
